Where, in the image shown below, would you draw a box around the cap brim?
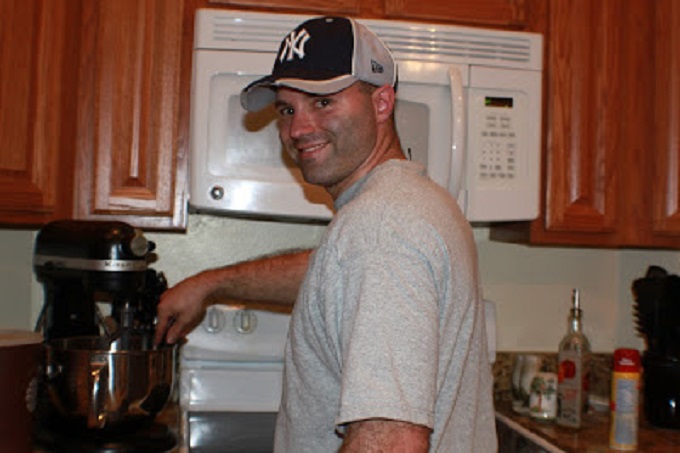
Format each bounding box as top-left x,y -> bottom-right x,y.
240,74 -> 357,112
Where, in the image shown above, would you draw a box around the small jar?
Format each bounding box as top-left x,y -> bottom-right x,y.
518,355 -> 543,414
529,371 -> 558,422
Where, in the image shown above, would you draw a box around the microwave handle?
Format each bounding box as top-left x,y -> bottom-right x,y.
448,66 -> 466,202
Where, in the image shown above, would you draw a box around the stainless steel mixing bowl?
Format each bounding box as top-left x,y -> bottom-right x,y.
45,336 -> 177,430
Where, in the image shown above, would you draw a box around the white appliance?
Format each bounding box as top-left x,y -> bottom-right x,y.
179,302 -> 497,451
179,307 -> 291,451
189,9 -> 543,222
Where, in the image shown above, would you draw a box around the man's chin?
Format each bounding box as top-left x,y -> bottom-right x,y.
300,171 -> 332,188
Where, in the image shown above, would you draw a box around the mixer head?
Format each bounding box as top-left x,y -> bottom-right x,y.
33,220 -> 164,342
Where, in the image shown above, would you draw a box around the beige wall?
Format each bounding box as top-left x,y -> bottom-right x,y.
0,229 -> 35,330
476,239 -> 678,352
2,215 -> 678,353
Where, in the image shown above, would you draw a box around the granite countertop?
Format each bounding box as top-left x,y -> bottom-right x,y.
495,400 -> 680,452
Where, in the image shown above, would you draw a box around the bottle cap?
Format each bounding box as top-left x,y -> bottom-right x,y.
613,348 -> 640,372
572,288 -> 580,310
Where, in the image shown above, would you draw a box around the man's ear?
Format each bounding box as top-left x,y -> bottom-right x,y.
372,85 -> 396,123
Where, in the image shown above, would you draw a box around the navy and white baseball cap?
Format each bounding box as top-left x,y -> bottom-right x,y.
240,16 -> 397,112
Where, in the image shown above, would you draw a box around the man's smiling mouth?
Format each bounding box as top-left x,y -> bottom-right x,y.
298,142 -> 328,156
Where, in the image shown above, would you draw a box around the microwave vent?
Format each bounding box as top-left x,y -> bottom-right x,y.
195,10 -> 542,71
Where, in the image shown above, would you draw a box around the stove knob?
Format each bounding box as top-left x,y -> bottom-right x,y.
234,309 -> 258,334
203,306 -> 226,333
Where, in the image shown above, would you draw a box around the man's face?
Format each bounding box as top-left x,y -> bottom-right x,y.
274,83 -> 379,198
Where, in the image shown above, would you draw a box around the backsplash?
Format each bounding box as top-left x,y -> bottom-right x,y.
1,215 -> 678,354
493,351 -> 614,403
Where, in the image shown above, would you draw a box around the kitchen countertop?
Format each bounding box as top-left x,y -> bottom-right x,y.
495,400 -> 680,452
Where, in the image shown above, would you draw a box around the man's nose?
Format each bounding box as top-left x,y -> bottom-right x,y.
288,109 -> 315,139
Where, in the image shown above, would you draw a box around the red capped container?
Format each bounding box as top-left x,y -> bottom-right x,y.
609,348 -> 641,450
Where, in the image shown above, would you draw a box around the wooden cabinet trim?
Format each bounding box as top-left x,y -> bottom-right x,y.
653,0 -> 680,235
206,0 -> 361,15
384,0 -> 527,28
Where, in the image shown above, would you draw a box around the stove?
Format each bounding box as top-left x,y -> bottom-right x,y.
179,306 -> 290,451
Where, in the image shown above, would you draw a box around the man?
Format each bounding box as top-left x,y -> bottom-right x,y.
155,16 -> 496,452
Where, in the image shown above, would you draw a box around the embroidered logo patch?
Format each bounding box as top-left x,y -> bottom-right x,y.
371,59 -> 384,74
279,28 -> 311,62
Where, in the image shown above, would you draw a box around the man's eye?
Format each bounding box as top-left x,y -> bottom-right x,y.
278,106 -> 294,116
315,98 -> 332,108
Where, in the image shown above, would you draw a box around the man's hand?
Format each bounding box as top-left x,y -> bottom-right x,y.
153,249 -> 312,346
154,272 -> 213,345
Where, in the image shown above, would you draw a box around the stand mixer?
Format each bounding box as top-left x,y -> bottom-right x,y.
32,220 -> 178,451
34,220 -> 166,343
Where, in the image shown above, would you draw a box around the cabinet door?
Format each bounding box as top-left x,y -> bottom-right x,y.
491,0 -> 660,247
0,0 -> 79,225
652,0 -> 680,236
74,0 -> 188,230
384,0 -> 528,27
543,0 -> 625,239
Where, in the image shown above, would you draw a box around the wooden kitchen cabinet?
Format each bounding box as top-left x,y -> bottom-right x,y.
491,0 -> 680,248
206,0 -> 365,15
0,0 -> 80,226
384,0 -> 529,28
73,0 -> 188,230
205,0 -> 533,28
0,0 -> 189,231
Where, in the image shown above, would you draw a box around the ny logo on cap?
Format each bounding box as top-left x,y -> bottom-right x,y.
279,29 -> 311,62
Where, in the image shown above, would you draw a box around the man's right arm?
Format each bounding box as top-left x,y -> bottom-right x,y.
154,249 -> 312,345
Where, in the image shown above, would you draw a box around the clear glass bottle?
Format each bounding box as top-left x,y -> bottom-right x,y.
556,288 -> 591,428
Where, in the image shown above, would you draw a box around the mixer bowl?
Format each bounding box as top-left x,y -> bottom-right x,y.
45,336 -> 177,431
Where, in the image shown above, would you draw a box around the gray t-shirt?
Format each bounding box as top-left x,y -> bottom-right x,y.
274,160 -> 497,452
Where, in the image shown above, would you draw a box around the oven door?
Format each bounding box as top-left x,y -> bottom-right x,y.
181,363 -> 283,452
179,307 -> 290,452
187,411 -> 277,452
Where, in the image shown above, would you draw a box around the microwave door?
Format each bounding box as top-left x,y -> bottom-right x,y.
190,50 -> 334,220
394,61 -> 469,212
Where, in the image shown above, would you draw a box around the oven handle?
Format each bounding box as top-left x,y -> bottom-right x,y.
448,65 -> 466,206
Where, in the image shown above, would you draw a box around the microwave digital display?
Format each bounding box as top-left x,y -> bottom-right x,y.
485,97 -> 514,108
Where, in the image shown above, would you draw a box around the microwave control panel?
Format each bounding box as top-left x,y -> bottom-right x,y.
468,89 -> 528,188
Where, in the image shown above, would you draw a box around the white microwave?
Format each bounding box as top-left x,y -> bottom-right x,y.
189,9 -> 543,222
